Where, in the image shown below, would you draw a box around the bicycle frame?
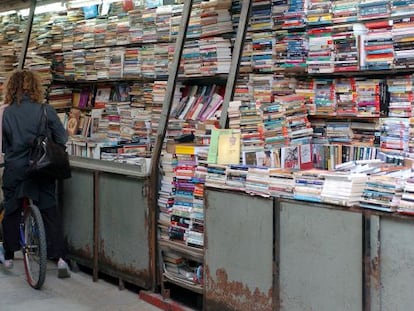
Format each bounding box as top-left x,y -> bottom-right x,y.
18,198 -> 31,249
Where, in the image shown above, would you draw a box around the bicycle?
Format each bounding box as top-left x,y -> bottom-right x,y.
0,197 -> 47,289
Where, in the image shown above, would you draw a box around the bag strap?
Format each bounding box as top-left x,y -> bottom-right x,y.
36,104 -> 49,137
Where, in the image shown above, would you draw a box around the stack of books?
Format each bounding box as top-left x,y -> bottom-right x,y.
392,10 -> 414,68
314,78 -> 336,115
331,0 -> 358,23
245,167 -> 270,197
268,168 -> 295,198
251,31 -> 274,73
205,164 -> 227,188
358,0 -> 390,20
306,0 -> 332,26
334,78 -> 357,115
200,0 -> 233,37
332,24 -> 359,72
293,169 -> 325,202
250,0 -> 273,32
321,172 -> 368,206
398,176 -> 414,215
239,101 -> 264,154
355,78 -> 381,117
361,20 -> 393,70
387,75 -> 414,118
360,175 -> 404,212
380,117 -> 410,151
307,25 -> 334,74
225,165 -> 248,191
200,37 -> 232,76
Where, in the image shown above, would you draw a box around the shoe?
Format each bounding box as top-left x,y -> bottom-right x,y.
0,245 -> 4,264
57,258 -> 70,278
4,259 -> 13,269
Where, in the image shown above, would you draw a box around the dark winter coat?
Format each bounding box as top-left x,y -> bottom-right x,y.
2,96 -> 68,215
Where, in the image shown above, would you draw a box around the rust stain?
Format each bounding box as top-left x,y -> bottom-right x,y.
98,239 -> 151,287
65,237 -> 93,259
371,256 -> 381,289
205,265 -> 273,311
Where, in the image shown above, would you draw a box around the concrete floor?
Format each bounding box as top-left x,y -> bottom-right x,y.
0,254 -> 161,311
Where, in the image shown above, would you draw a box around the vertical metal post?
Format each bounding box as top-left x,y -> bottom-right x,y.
219,0 -> 252,129
274,198 -> 281,310
93,171 -> 100,282
362,214 -> 370,311
18,0 -> 37,70
148,0 -> 193,291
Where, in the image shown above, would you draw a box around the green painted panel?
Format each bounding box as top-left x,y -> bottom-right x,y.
61,169 -> 94,260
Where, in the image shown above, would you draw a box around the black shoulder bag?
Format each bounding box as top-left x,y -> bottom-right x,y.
27,105 -> 71,179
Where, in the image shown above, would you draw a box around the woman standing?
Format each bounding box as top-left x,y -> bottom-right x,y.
1,69 -> 70,278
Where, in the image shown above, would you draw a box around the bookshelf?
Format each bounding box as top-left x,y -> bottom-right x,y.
150,0 -> 252,302
25,3 -> 186,163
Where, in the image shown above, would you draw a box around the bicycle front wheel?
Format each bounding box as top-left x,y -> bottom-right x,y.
22,204 -> 47,289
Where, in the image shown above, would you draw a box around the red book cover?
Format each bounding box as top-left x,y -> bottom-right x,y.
365,20 -> 390,29
300,144 -> 313,170
123,0 -> 134,11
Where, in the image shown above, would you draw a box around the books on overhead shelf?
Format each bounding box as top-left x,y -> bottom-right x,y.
332,0 -> 358,23
391,0 -> 414,17
386,75 -> 414,118
94,85 -> 112,108
334,78 -> 358,115
313,79 -> 335,115
200,0 -> 233,37
392,15 -> 414,68
306,0 -> 332,26
380,117 -> 410,151
332,24 -> 359,72
250,0 -> 273,32
251,31 -> 274,73
306,26 -> 334,74
358,0 -> 390,21
355,78 -> 381,117
360,19 -> 394,71
72,87 -> 92,109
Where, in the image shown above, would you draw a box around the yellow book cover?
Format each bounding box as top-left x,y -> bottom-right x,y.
217,132 -> 241,165
207,128 -> 233,164
175,144 -> 195,155
72,90 -> 81,108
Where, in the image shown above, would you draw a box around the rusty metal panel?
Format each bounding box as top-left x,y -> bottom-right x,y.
379,217 -> 414,311
61,169 -> 94,261
98,173 -> 151,289
204,189 -> 274,311
279,201 -> 363,311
